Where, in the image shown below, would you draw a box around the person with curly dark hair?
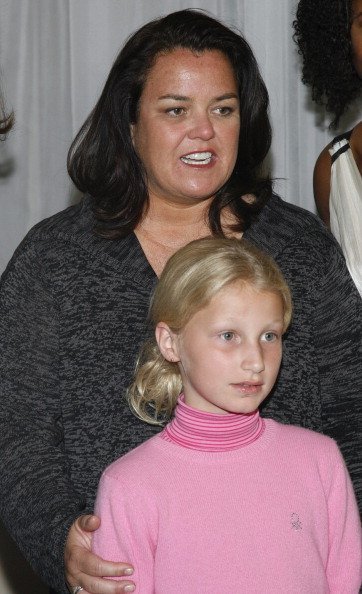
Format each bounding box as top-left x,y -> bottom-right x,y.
294,0 -> 362,294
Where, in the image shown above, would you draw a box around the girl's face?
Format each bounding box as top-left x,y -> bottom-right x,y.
351,0 -> 362,77
158,283 -> 284,415
131,48 -> 240,208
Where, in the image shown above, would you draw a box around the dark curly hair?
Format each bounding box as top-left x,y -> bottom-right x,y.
293,0 -> 362,127
67,9 -> 272,239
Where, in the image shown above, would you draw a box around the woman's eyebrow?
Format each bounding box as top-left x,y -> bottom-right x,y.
158,94 -> 190,101
157,93 -> 238,101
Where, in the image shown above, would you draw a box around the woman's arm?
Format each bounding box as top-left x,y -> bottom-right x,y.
312,235 -> 362,511
0,241 -> 81,591
0,240 -> 139,593
65,515 -> 135,594
313,144 -> 332,227
349,121 -> 362,173
314,122 -> 362,229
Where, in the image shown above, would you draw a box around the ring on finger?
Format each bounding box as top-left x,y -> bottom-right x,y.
72,587 -> 84,594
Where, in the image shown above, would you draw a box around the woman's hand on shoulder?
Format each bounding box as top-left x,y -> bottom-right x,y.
65,514 -> 135,593
313,144 -> 332,228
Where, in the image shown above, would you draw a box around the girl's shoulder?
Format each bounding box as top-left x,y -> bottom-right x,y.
99,433 -> 175,494
104,434 -> 162,475
265,419 -> 341,461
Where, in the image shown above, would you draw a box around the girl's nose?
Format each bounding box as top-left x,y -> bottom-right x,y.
241,343 -> 265,374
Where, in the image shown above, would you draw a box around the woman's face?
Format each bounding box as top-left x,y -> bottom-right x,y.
131,48 -> 240,207
351,0 -> 362,77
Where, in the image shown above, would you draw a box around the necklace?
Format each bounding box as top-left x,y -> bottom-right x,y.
135,207 -> 243,276
135,221 -> 209,276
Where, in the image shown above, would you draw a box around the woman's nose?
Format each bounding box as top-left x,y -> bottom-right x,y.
187,112 -> 215,141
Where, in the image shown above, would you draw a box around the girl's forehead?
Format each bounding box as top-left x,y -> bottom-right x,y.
199,283 -> 283,315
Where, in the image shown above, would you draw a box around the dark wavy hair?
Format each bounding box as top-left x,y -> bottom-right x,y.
293,0 -> 362,127
68,9 -> 272,238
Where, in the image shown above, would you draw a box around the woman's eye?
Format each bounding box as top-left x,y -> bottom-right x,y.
166,107 -> 185,117
214,106 -> 235,116
263,332 -> 278,342
221,331 -> 235,341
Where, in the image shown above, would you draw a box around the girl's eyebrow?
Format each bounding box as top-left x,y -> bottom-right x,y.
157,92 -> 239,102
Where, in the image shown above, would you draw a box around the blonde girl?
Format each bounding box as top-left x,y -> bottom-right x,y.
93,238 -> 361,594
129,237 -> 292,425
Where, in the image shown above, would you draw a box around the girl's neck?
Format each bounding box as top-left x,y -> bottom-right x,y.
161,395 -> 265,452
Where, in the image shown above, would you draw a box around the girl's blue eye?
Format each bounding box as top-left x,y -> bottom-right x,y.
221,331 -> 234,341
263,332 -> 278,342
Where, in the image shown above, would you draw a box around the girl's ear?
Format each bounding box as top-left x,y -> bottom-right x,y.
155,323 -> 180,363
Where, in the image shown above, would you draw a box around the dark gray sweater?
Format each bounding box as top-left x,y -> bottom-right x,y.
0,194 -> 361,593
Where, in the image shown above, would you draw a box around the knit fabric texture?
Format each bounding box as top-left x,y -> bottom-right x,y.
93,408 -> 362,593
0,194 -> 361,591
162,395 -> 265,450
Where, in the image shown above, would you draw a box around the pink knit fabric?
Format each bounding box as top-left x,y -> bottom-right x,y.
162,395 -> 265,451
93,407 -> 362,593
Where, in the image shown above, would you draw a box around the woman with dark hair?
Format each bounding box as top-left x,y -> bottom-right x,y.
67,9 -> 272,246
294,0 -> 362,294
0,9 -> 360,594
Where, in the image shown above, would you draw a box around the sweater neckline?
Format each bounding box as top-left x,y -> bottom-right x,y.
161,396 -> 265,452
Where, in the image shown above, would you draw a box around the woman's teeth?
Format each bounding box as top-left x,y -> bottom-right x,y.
181,151 -> 213,165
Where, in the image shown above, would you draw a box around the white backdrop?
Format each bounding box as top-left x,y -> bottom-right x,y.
0,1 -> 361,593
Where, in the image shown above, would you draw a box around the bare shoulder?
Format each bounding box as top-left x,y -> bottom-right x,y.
350,121 -> 362,171
313,143 -> 332,227
314,123 -> 362,222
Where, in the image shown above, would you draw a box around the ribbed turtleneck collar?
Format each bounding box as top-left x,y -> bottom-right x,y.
161,395 -> 265,452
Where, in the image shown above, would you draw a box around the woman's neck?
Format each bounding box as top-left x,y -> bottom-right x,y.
135,195 -> 242,276
135,196 -> 212,276
161,396 -> 265,452
140,195 -> 212,237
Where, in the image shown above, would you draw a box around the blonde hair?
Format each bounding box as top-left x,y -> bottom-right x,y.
128,237 -> 292,425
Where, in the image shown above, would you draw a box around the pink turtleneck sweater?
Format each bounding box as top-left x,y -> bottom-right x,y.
93,399 -> 361,593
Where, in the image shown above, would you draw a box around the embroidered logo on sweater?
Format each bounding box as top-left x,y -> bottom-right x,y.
291,513 -> 302,530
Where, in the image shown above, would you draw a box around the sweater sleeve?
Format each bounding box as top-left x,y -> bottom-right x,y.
323,441 -> 362,593
93,469 -> 158,593
311,235 -> 362,510
0,242 -> 91,593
